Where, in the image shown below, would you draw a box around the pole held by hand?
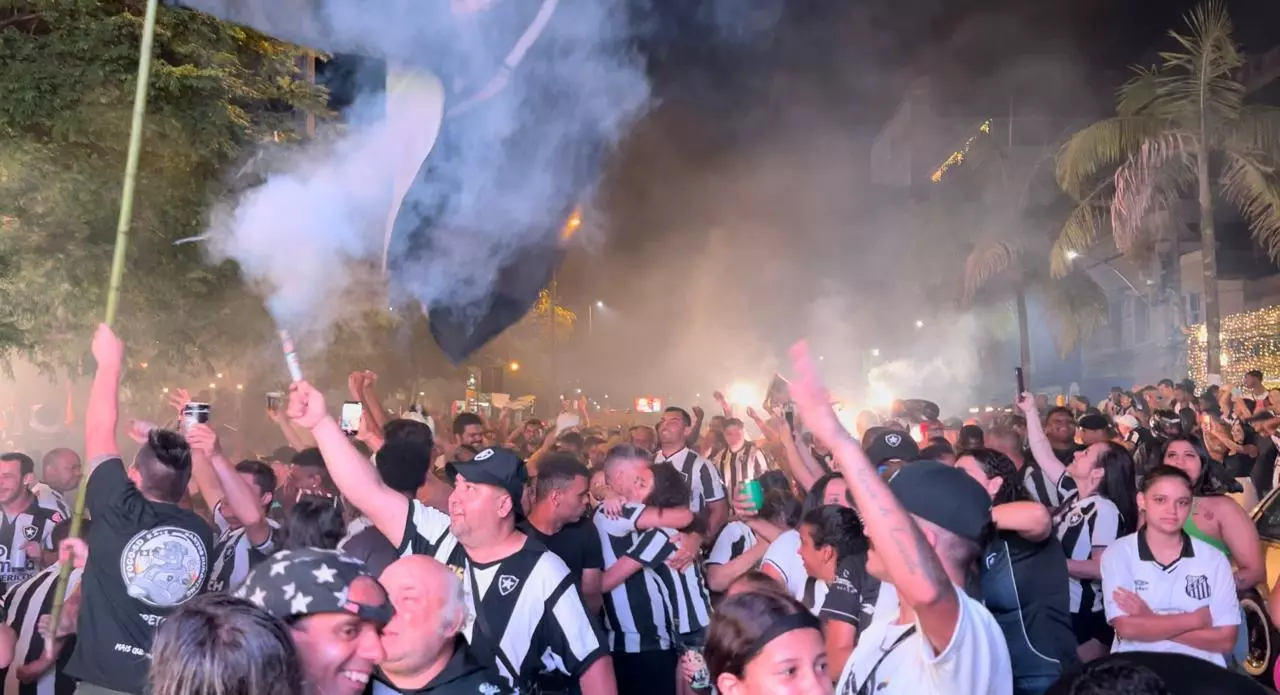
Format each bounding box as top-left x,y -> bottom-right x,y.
48,0 -> 162,643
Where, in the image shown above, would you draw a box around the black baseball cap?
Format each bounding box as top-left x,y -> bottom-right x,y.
1078,413 -> 1110,431
446,447 -> 528,516
889,460 -> 992,544
864,429 -> 920,466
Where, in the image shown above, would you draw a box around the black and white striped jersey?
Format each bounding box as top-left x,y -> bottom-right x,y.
462,535 -> 606,691
706,521 -> 757,568
398,500 -> 468,576
0,563 -> 81,695
1022,464 -> 1060,509
713,444 -> 770,499
594,505 -> 678,653
28,486 -> 68,521
205,503 -> 279,594
1053,493 -> 1120,613
647,527 -> 712,635
0,499 -> 59,592
653,448 -> 726,513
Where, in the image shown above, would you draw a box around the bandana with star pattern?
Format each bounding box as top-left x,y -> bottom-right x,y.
233,548 -> 393,624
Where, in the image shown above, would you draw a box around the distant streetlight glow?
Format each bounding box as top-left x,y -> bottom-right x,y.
871,348 -> 880,357
595,300 -> 604,308
216,372 -> 224,379
208,383 -> 216,389
915,320 -> 924,329
509,361 -> 520,372
236,384 -> 244,391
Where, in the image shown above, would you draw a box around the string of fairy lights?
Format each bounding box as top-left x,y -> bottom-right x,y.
1186,305 -> 1280,386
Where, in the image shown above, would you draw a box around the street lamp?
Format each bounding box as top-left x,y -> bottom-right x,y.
509,361 -> 520,372
589,300 -> 605,337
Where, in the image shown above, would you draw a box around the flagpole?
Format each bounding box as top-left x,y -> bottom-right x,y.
46,0 -> 162,644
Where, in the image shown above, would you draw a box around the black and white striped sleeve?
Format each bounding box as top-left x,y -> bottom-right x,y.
707,522 -> 754,566
595,504 -> 643,537
626,529 -> 675,568
697,459 -> 726,504
399,500 -> 452,556
750,448 -> 770,479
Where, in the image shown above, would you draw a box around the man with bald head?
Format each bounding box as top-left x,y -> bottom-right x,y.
375,555 -> 509,693
33,448 -> 81,517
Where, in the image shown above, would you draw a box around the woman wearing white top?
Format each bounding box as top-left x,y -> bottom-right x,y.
759,473 -> 850,610
1101,465 -> 1239,665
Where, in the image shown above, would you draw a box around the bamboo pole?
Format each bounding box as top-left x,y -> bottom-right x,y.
46,0 -> 162,644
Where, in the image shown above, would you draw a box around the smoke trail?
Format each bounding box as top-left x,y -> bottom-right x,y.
194,1 -> 651,345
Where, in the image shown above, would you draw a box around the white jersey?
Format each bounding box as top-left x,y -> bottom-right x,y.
835,584 -> 1013,695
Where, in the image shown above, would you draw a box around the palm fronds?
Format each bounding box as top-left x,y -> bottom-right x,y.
1220,149 -> 1280,262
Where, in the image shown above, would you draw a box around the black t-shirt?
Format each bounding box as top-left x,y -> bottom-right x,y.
1052,445 -> 1082,466
818,552 -> 880,633
66,458 -> 214,694
339,517 -> 399,578
370,639 -> 511,694
518,517 -> 603,583
981,530 -> 1079,685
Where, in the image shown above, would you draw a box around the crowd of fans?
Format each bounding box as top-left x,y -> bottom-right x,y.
0,326 -> 1277,695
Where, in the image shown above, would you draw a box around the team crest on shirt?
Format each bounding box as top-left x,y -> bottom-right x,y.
120,526 -> 208,607
474,448 -> 495,461
1185,575 -> 1212,600
21,525 -> 36,542
479,684 -> 500,695
1064,510 -> 1084,527
498,574 -> 519,596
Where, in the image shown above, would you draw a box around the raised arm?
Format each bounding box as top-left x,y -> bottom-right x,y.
85,324 -> 124,466
187,424 -> 270,546
1016,393 -> 1067,487
789,342 -> 957,654
287,381 -> 411,548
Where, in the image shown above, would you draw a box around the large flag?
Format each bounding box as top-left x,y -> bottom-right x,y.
167,0 -> 591,364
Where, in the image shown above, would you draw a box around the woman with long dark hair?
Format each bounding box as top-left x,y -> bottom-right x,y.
1159,434 -> 1262,667
1158,434 -> 1262,588
1052,441 -> 1138,662
759,472 -> 849,612
956,448 -> 1077,694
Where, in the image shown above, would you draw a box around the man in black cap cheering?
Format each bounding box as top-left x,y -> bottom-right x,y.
285,381 -> 615,694
787,342 -> 1012,695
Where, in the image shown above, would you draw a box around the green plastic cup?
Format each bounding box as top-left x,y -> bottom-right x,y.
740,480 -> 763,513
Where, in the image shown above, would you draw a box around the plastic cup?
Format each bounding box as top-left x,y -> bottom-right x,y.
740,480 -> 763,512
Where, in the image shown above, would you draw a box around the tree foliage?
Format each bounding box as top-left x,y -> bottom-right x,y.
910,126 -> 1108,358
0,0 -> 326,379
1052,0 -> 1280,376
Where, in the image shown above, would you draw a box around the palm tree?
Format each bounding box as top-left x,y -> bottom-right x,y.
1052,0 -> 1280,380
920,122 -> 1109,375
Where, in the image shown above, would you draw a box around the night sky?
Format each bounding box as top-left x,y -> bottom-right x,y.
319,0 -> 1279,399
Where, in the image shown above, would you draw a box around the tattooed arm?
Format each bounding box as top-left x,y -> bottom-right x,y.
789,343 -> 958,654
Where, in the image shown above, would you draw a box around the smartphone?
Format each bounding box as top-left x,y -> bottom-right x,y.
181,402 -> 211,433
340,401 -> 363,435
1014,367 -> 1025,396
783,402 -> 796,430
266,392 -> 283,414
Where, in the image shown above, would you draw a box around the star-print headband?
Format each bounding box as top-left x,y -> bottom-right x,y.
235,548 -> 394,625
